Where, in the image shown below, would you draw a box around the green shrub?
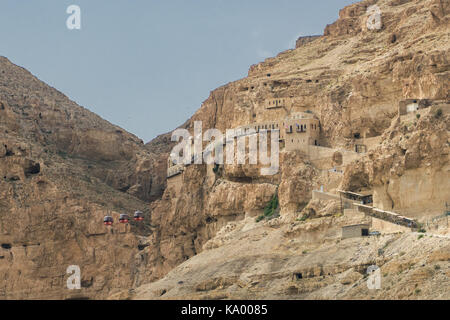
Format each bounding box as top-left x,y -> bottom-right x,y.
417,223 -> 426,233
418,234 -> 424,240
256,215 -> 265,223
257,193 -> 279,222
416,113 -> 420,119
263,194 -> 279,218
299,214 -> 309,221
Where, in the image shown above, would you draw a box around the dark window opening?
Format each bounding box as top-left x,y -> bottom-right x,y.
81,278 -> 93,288
295,273 -> 303,280
1,243 -> 12,250
390,34 -> 397,43
205,216 -> 216,224
354,133 -> 361,139
138,244 -> 149,251
362,229 -> 369,236
25,163 -> 40,175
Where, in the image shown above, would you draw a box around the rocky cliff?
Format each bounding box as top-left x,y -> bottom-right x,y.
128,0 -> 449,299
0,56 -> 174,298
0,0 -> 449,300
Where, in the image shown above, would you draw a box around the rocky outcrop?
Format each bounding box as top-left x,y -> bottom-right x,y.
0,56 -> 173,298
131,0 -> 449,299
129,218 -> 449,300
295,36 -> 321,48
0,57 -> 171,202
1,0 -> 449,300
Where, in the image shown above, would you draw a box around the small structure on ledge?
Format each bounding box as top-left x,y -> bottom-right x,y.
341,224 -> 370,239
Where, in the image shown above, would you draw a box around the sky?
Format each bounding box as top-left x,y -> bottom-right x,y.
0,1 -> 356,143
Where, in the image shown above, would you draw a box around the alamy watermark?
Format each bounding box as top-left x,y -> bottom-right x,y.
170,121 -> 280,175
366,5 -> 382,31
66,5 -> 81,30
366,265 -> 381,290
66,265 -> 81,290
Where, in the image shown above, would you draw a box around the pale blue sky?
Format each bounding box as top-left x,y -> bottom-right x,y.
0,1 -> 355,142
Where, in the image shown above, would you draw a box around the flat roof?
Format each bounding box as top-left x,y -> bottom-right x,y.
342,224 -> 370,229
337,190 -> 373,197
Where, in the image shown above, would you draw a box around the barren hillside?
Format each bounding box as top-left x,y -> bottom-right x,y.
0,55 -> 174,298
127,0 -> 449,299
0,0 -> 448,300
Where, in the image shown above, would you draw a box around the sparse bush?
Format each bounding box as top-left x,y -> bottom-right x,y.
299,213 -> 309,222
417,223 -> 426,233
256,215 -> 265,223
257,193 -> 279,222
434,108 -> 443,118
263,194 -> 279,218
434,265 -> 441,271
418,234 -> 424,240
416,113 -> 420,119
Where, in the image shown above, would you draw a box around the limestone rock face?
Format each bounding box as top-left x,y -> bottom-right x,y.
130,220 -> 450,300
0,57 -> 170,203
295,36 -> 321,48
0,56 -> 172,299
1,0 -> 449,300
131,0 -> 449,299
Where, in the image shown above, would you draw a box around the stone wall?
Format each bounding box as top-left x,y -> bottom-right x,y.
371,217 -> 411,234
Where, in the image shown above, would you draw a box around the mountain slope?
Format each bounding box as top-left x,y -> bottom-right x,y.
0,56 -> 172,299
128,0 -> 449,299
